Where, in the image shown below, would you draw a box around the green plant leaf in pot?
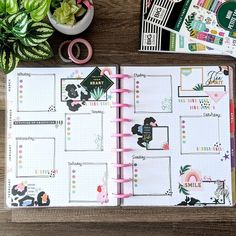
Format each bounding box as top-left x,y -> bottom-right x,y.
0,45 -> 19,74
0,0 -> 18,15
20,21 -> 54,46
53,0 -> 82,25
13,41 -> 54,61
22,0 -> 52,22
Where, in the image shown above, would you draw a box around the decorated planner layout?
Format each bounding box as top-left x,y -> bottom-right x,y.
121,65 -> 235,206
145,0 -> 236,57
140,0 -> 221,55
6,66 -> 119,207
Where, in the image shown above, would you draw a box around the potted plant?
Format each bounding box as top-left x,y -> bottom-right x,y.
48,0 -> 94,35
0,0 -> 54,74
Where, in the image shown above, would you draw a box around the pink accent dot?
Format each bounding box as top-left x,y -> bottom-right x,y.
20,85 -> 23,88
67,117 -> 71,120
19,150 -> 22,153
135,169 -> 138,172
136,86 -> 139,89
19,145 -> 22,148
72,175 -> 76,178
67,122 -> 71,125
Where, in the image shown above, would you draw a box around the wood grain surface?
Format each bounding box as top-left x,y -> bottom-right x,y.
1,0 -> 236,235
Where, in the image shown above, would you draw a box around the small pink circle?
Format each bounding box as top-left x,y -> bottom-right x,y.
20,85 -> 23,88
19,150 -> 22,153
136,86 -> 139,89
19,145 -> 22,148
72,175 -> 76,178
135,169 -> 138,172
67,117 -> 71,120
67,122 -> 71,125
182,126 -> 185,129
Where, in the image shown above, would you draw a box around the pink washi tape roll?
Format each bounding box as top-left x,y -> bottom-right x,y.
68,38 -> 93,65
58,40 -> 80,63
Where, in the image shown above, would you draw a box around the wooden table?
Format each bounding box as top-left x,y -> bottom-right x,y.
1,0 -> 236,235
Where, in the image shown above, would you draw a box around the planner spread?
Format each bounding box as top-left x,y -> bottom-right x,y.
6,65 -> 235,207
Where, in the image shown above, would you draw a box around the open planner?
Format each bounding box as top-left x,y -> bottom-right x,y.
6,65 -> 235,207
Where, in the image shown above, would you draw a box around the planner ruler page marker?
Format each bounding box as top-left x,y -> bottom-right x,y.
140,0 -> 223,55
145,0 -> 236,58
6,66 -> 119,207
120,65 -> 234,206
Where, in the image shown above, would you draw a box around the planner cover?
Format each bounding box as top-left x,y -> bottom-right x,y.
144,0 -> 236,57
120,65 -> 235,206
140,0 -> 222,55
6,66 -> 119,207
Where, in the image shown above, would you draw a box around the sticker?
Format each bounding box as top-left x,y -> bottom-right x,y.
150,5 -> 167,21
143,33 -> 157,46
80,67 -> 114,100
11,182 -> 50,207
217,1 -> 236,31
131,117 -> 169,150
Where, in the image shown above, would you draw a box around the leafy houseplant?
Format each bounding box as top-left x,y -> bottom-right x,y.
0,0 -> 54,74
48,0 -> 94,35
52,0 -> 87,26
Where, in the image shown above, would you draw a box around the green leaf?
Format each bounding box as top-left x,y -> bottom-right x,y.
53,0 -> 82,25
5,12 -> 29,38
23,0 -> 51,22
0,46 -> 19,74
193,83 -> 204,91
20,22 -> 54,46
179,165 -> 191,176
0,0 -> 18,14
14,41 -> 54,61
178,183 -> 190,196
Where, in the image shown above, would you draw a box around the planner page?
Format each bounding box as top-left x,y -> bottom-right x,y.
6,66 -> 118,207
140,0 -> 222,55
145,0 -> 236,58
121,65 -> 234,206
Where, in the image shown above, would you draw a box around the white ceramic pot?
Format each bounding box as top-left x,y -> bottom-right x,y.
47,2 -> 94,35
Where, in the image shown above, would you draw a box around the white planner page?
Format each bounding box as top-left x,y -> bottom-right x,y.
6,66 -> 118,207
121,65 -> 233,206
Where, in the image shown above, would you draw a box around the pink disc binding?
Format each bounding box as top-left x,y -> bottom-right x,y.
111,89 -> 131,93
113,193 -> 132,199
110,74 -> 130,79
113,148 -> 133,152
111,118 -> 132,123
112,178 -> 132,183
112,163 -> 132,168
112,103 -> 130,108
112,133 -> 132,137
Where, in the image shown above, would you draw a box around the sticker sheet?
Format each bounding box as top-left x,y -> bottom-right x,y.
140,0 -> 222,55
144,0 -> 236,57
121,65 -> 234,206
6,66 -> 118,207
